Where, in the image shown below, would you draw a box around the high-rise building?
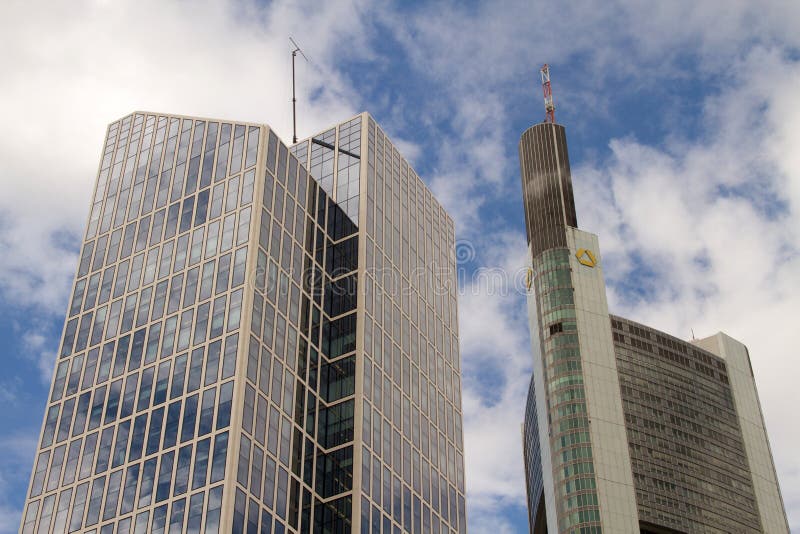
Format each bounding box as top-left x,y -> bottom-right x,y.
20,110 -> 466,534
519,121 -> 789,533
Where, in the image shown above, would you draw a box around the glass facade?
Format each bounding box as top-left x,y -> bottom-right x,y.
611,316 -> 762,533
293,115 -> 466,534
22,112 -> 255,534
518,123 -> 577,258
529,249 -> 599,533
522,376 -> 546,534
22,110 -> 465,534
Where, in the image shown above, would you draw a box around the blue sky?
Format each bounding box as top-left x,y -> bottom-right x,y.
2,0 -> 800,532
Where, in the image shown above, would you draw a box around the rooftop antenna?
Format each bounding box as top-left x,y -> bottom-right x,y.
540,64 -> 555,123
290,37 -> 308,143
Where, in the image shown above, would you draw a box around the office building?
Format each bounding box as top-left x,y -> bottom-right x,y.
519,120 -> 789,533
20,110 -> 465,534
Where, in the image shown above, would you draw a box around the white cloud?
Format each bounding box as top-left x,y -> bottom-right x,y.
0,0 -> 371,314
0,506 -> 23,534
13,321 -> 59,384
0,381 -> 19,405
0,432 -> 39,534
457,232 -> 532,515
466,511 -> 518,534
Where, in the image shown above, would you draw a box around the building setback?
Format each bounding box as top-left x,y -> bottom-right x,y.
20,111 -> 466,534
519,120 -> 789,533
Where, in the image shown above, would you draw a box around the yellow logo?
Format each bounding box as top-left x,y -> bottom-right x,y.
576,248 -> 597,268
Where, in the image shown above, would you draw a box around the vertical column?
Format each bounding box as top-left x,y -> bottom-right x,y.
693,333 -> 790,533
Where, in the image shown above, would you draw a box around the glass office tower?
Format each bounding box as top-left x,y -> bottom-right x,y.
519,120 -> 789,533
20,111 -> 465,534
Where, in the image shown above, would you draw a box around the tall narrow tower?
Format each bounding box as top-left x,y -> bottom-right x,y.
520,68 -> 640,533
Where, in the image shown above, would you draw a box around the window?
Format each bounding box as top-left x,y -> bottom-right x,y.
325,273 -> 358,317
128,414 -> 147,462
187,348 -> 204,392
167,274 -> 185,315
210,432 -> 229,483
215,253 -> 231,294
243,385 -> 255,434
237,435 -> 251,487
29,449 -> 50,497
161,315 -> 178,357
85,475 -> 106,526
146,408 -> 165,456
205,485 -> 224,534
323,314 -> 357,359
245,128 -> 259,169
210,295 -> 227,339
137,458 -> 157,507
220,215 -> 235,252
183,267 -> 199,308
151,504 -> 168,534
318,399 -> 355,448
237,207 -> 251,245
189,227 -> 205,265
153,361 -> 172,405
263,456 -> 276,510
205,221 -> 220,258
155,451 -> 175,502
195,190 -> 210,227
232,246 -> 248,287
102,469 -> 123,520
171,354 -> 188,399
181,394 -> 198,443
180,196 -> 196,233
222,334 -> 238,379
173,444 -> 193,496
84,273 -> 101,311
150,210 -> 166,247
62,439 -> 82,485
162,401 -> 182,449
192,438 -> 211,490
251,446 -> 264,499
200,260 -> 215,300
112,420 -> 131,468
320,356 -> 355,403
227,289 -> 243,331
65,483 -> 88,532
158,240 -> 175,279
186,492 -> 205,534
216,381 -> 234,430
193,390 -> 216,439
94,426 -> 114,474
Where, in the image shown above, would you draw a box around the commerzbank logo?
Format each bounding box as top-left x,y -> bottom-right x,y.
575,248 -> 597,268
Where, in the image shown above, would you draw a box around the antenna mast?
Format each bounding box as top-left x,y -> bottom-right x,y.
290,37 -> 308,144
540,64 -> 555,123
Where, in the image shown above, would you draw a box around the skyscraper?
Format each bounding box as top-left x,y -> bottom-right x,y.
20,110 -> 466,534
519,120 -> 789,533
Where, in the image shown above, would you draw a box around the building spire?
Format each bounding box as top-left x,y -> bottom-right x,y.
540,64 -> 555,123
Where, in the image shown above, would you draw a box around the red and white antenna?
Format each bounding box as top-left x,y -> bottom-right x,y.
540,64 -> 555,123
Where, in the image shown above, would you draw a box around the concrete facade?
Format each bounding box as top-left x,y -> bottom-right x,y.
566,229 -> 639,533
